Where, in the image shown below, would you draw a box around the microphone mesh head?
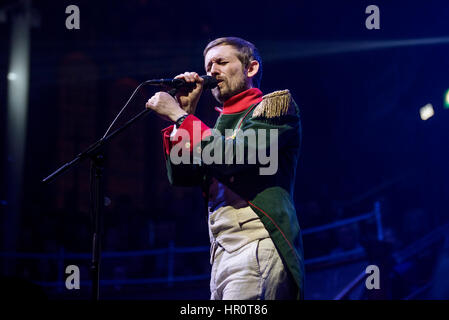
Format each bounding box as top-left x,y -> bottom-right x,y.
202,75 -> 219,89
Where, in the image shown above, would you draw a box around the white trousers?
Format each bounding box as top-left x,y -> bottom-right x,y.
210,237 -> 296,300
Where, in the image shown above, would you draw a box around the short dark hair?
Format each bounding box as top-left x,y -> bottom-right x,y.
203,37 -> 263,88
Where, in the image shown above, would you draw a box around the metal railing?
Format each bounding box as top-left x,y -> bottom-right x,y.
1,202 -> 383,290
1,242 -> 211,289
303,201 -> 382,238
333,222 -> 449,300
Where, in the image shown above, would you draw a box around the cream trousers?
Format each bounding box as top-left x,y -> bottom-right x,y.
209,205 -> 296,300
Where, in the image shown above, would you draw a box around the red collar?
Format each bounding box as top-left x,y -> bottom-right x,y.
220,88 -> 263,114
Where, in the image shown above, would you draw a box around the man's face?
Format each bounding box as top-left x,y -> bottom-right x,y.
205,45 -> 250,103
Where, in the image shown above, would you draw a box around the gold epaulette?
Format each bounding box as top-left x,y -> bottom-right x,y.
252,89 -> 294,118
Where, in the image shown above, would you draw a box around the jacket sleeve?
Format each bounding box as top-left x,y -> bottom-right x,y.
160,116 -> 211,186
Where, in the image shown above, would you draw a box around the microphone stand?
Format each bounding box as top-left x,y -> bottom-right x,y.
42,87 -> 178,300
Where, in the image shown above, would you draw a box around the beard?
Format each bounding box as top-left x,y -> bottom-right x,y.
212,77 -> 249,104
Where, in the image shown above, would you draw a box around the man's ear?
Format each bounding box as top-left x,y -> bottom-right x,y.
246,60 -> 259,79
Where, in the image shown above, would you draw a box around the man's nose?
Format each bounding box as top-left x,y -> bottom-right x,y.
210,64 -> 220,76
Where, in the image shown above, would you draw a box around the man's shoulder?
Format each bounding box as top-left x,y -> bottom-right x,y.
252,89 -> 299,119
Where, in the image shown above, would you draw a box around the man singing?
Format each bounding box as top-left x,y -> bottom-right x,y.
146,37 -> 304,300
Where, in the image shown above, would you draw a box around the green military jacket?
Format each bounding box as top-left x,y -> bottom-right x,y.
161,89 -> 304,299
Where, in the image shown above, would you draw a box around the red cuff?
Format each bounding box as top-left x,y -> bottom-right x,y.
161,124 -> 175,156
160,115 -> 212,155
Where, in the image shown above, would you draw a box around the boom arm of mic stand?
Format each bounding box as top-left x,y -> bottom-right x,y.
42,108 -> 152,184
42,80 -> 181,185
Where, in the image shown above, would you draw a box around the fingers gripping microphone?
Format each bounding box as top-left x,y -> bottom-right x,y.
146,75 -> 219,90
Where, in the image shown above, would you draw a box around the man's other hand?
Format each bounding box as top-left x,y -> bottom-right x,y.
146,91 -> 188,122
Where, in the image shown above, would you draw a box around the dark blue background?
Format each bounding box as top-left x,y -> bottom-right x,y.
1,0 -> 448,300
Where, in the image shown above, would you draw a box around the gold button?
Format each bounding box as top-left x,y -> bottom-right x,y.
196,146 -> 202,153
185,142 -> 191,149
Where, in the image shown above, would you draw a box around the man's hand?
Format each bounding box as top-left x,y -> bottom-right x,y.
174,72 -> 204,115
145,92 -> 188,122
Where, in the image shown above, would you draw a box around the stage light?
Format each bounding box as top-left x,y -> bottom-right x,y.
7,72 -> 17,81
420,103 -> 434,121
444,89 -> 449,109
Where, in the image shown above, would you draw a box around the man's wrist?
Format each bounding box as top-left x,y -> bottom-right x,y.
169,110 -> 188,122
174,113 -> 189,128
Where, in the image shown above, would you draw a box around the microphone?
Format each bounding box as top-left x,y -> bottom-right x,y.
146,75 -> 219,90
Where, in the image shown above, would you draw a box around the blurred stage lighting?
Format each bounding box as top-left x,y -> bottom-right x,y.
444,89 -> 449,109
420,103 -> 434,121
7,72 -> 17,81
